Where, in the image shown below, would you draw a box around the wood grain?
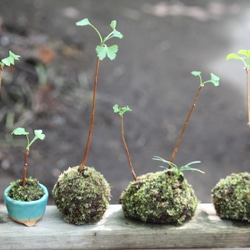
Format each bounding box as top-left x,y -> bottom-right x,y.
0,204 -> 249,249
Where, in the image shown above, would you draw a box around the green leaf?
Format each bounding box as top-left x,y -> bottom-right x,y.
1,58 -> 13,66
1,51 -> 20,67
107,45 -> 118,60
112,30 -> 123,39
238,50 -> 250,57
110,20 -> 117,30
113,104 -> 120,113
113,104 -> 132,116
34,130 -> 45,140
179,166 -> 204,174
11,127 -> 29,136
76,18 -> 91,26
96,44 -> 118,60
191,71 -> 201,76
210,73 -> 220,87
96,45 -> 107,60
9,51 -> 20,61
225,53 -> 244,61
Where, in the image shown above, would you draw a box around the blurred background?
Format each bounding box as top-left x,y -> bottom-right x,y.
0,0 -> 250,204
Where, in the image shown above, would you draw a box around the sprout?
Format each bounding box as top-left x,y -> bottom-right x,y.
152,156 -> 204,177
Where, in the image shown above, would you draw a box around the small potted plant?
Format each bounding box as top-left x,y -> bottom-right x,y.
211,50 -> 250,222
4,127 -> 48,226
114,71 -> 219,224
52,18 -> 123,225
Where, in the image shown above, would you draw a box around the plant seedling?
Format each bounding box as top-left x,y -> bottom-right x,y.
168,71 -> 220,166
11,127 -> 45,186
152,156 -> 204,177
0,51 -> 20,103
52,18 -> 123,225
113,104 -> 137,181
76,18 -> 123,173
226,50 -> 250,133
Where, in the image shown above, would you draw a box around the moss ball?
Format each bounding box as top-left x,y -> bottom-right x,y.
52,166 -> 111,225
120,171 -> 198,224
212,172 -> 250,222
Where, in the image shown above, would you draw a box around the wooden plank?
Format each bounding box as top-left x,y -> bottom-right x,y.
0,204 -> 249,249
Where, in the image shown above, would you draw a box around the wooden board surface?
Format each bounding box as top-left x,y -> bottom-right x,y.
0,204 -> 249,249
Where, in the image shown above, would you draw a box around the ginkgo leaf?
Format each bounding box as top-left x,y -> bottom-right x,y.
34,130 -> 45,140
238,50 -> 250,57
210,73 -> 220,87
113,104 -> 120,113
112,30 -> 123,39
226,53 -> 245,61
11,127 -> 29,136
106,45 -> 118,60
9,51 -> 20,60
76,18 -> 91,26
113,104 -> 132,116
191,71 -> 201,76
1,51 -> 20,67
96,44 -> 119,60
96,45 -> 107,60
110,20 -> 117,29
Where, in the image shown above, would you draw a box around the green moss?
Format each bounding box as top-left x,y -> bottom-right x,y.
52,166 -> 111,225
8,177 -> 44,201
120,171 -> 198,224
212,172 -> 250,222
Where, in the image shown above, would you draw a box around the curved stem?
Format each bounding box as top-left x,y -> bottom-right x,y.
120,115 -> 137,181
79,57 -> 100,172
169,85 -> 203,165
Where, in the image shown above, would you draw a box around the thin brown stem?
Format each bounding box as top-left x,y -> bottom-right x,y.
22,149 -> 29,186
79,57 -> 100,172
245,68 -> 250,134
120,115 -> 137,181
169,85 -> 203,165
0,66 -> 3,104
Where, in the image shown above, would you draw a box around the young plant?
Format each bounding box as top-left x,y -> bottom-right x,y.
113,104 -> 137,181
226,50 -> 250,133
0,51 -> 20,103
11,127 -> 45,186
76,18 -> 123,173
52,18 -> 123,225
169,71 -> 220,165
152,156 -> 204,177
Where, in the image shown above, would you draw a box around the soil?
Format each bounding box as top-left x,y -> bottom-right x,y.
0,0 -> 250,205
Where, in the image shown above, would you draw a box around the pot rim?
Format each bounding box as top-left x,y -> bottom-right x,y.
4,183 -> 48,204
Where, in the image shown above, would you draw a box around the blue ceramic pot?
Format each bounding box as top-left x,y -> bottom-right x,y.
4,183 -> 49,226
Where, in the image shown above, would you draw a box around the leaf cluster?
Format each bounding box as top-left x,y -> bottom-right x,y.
76,18 -> 123,60
226,50 -> 250,70
191,71 -> 220,87
152,156 -> 204,177
0,51 -> 20,67
11,127 -> 45,150
113,104 -> 132,116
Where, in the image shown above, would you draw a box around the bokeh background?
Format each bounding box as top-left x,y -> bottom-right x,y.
0,0 -> 250,204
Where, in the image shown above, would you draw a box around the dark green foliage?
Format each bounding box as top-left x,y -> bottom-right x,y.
8,177 -> 44,201
120,171 -> 198,224
52,166 -> 111,225
212,172 -> 250,222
